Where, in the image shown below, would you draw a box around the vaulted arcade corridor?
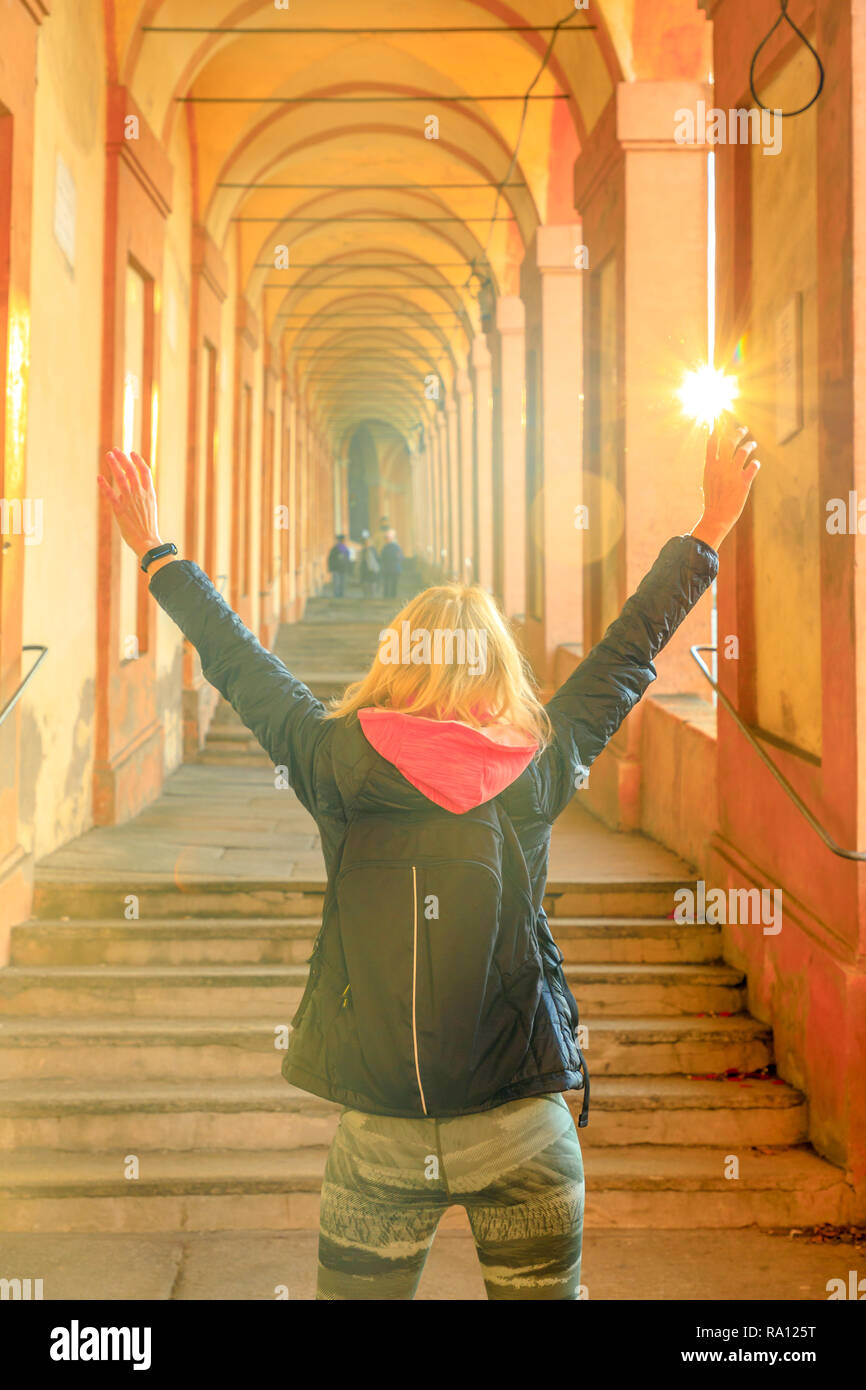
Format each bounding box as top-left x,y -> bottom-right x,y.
1,0 -> 866,1300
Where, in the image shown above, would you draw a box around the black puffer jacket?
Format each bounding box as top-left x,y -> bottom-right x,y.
149,535 -> 718,1119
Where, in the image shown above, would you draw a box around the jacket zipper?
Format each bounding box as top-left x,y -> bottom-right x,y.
292,936 -> 324,1028
410,864 -> 428,1115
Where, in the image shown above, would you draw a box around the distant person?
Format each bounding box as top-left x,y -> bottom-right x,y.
359,530 -> 380,599
379,529 -> 403,599
327,534 -> 350,598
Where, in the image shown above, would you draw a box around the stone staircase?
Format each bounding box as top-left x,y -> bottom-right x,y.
0,593 -> 851,1235
0,865 -> 850,1233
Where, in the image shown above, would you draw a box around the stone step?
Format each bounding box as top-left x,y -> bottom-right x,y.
0,1013 -> 774,1082
204,727 -> 263,745
572,963 -> 745,1014
8,917 -> 723,967
194,748 -> 273,766
298,601 -> 402,625
0,1144 -> 849,1233
0,961 -> 745,1018
10,919 -> 324,966
30,881 -> 329,921
560,920 -> 722,964
544,882 -> 691,919
30,879 -> 698,922
0,965 -> 302,1018
195,749 -> 265,763
583,1015 -> 774,1074
196,722 -> 270,752
577,1075 -> 807,1146
0,1074 -> 808,1151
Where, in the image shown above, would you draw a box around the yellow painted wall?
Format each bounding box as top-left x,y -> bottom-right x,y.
153,116 -> 192,773
19,0 -> 106,859
749,47 -> 821,758
215,246 -> 237,590
249,334 -> 263,633
16,4 -> 211,845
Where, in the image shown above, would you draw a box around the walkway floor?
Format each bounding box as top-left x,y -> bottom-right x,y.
31,761 -> 694,889
0,1227 -> 858,1300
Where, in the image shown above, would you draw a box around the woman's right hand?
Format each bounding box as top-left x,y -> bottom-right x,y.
691,411 -> 761,553
98,449 -> 164,559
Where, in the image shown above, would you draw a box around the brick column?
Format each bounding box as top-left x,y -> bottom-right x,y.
457,368 -> 474,583
495,295 -> 526,619
427,415 -> 440,574
526,224 -> 584,679
93,87 -> 173,827
278,371 -> 294,622
472,335 -> 493,591
230,296 -> 259,625
288,390 -> 301,620
259,344 -> 279,650
446,396 -> 461,584
182,225 -> 227,756
436,411 -> 451,574
573,82 -> 711,826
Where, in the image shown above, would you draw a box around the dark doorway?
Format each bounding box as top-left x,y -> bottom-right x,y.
347,424 -> 379,541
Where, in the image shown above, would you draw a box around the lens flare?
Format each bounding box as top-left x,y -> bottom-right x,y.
677,365 -> 739,429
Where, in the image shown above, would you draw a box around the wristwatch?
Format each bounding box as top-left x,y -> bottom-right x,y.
140,542 -> 178,573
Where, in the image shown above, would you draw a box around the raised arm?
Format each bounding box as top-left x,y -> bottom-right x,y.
98,449 -> 327,815
538,415 -> 760,821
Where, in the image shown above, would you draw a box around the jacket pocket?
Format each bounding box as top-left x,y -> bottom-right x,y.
290,932 -> 325,1029
330,862 -> 424,1111
499,954 -> 544,1050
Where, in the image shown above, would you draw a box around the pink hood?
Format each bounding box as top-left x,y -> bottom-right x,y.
358,707 -> 538,814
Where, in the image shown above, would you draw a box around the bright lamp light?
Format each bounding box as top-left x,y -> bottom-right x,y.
677,365 -> 738,429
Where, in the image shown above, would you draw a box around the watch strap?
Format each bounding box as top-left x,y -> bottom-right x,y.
140,542 -> 178,573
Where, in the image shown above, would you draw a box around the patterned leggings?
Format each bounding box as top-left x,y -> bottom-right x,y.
316,1092 -> 584,1300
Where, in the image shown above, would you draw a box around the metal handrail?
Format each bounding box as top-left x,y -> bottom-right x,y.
690,644 -> 866,862
0,645 -> 49,730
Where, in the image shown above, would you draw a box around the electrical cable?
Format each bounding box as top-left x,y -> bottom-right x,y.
259,262 -> 468,268
234,215 -> 512,222
263,284 -> 465,290
220,182 -> 525,189
749,0 -> 824,116
464,4 -> 582,303
179,93 -> 568,104
146,24 -> 595,35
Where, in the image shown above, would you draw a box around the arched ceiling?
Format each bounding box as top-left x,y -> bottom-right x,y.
109,0 -> 709,447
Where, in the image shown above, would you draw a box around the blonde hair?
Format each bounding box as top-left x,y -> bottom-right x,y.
324,582 -> 552,749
